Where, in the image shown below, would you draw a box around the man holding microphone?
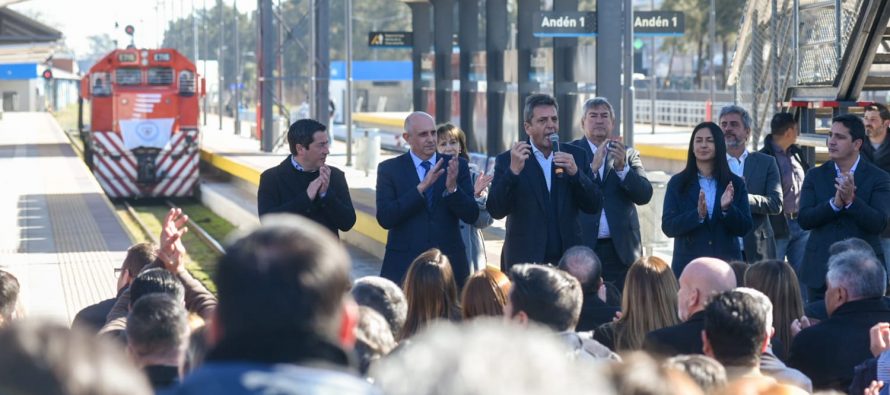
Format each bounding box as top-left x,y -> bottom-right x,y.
487,94 -> 602,268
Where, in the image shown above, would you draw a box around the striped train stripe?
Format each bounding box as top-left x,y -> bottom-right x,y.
152,150 -> 195,196
161,153 -> 199,196
92,132 -> 137,178
93,153 -> 141,196
155,130 -> 188,176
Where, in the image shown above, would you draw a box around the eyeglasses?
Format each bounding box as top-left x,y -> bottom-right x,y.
114,268 -> 123,276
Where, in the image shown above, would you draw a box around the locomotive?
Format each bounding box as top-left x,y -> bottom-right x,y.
78,48 -> 204,198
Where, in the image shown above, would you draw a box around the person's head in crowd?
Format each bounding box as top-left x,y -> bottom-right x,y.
825,250 -> 886,317
728,261 -> 748,287
403,112 -> 438,161
126,294 -> 189,389
863,103 -> 890,140
665,354 -> 727,394
522,94 -> 561,154
679,122 -> 734,193
505,264 -> 582,332
580,97 -> 616,147
612,256 -> 680,351
828,113 -> 867,163
702,288 -> 772,369
182,325 -> 207,376
436,123 -> 470,161
352,276 -> 408,339
558,245 -> 604,296
372,318 -> 616,395
353,306 -> 396,376
769,112 -> 799,149
211,213 -> 357,358
461,267 -> 511,320
678,257 -> 737,321
607,352 -> 704,395
0,269 -> 20,327
0,320 -> 152,395
828,237 -> 876,258
744,260 -> 804,359
128,268 -> 185,309
719,105 -> 753,158
721,379 -> 809,395
117,242 -> 157,292
399,248 -> 460,340
287,118 -> 329,172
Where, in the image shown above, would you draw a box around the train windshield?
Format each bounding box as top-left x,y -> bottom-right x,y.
115,68 -> 142,85
148,67 -> 174,85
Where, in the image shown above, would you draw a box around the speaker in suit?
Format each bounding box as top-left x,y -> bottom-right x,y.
376,113 -> 479,287
570,138 -> 653,289
487,94 -> 601,269
662,122 -> 753,277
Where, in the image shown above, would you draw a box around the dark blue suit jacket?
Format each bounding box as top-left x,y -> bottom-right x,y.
662,173 -> 752,276
798,158 -> 890,288
376,153 -> 479,286
487,140 -> 601,268
569,139 -> 653,267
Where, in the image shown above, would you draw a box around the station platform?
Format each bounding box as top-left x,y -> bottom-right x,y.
198,113 -> 676,267
0,112 -> 131,324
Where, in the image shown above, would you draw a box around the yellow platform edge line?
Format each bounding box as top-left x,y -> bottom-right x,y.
199,147 -> 389,244
352,113 -> 404,128
635,144 -> 688,161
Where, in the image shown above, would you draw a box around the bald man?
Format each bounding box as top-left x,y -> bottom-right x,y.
643,257 -> 737,357
376,112 -> 479,287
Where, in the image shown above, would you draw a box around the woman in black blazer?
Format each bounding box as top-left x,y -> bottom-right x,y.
662,122 -> 753,277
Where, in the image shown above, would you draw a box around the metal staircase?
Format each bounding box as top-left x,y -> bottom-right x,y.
728,0 -> 890,159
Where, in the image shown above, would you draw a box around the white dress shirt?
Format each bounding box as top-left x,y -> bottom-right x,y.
531,141 -> 553,192
409,151 -> 437,183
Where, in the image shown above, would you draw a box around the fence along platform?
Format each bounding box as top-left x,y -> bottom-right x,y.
0,112 -> 132,324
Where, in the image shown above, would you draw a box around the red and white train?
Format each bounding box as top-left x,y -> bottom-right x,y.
79,48 -> 204,198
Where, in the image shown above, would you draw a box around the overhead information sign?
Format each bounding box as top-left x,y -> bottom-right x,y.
533,12 -> 597,37
368,31 -> 413,48
634,11 -> 685,36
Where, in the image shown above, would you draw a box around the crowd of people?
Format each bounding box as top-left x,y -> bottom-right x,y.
5,95 -> 890,394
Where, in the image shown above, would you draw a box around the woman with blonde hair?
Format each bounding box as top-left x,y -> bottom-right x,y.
399,248 -> 461,341
461,268 -> 511,319
593,256 -> 679,352
436,123 -> 494,273
744,259 -> 804,360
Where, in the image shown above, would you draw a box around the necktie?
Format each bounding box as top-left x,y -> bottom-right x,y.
420,160 -> 433,209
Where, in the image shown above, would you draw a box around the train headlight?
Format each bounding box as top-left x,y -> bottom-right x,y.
178,70 -> 195,96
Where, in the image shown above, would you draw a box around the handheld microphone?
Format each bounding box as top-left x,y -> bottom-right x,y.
549,134 -> 564,177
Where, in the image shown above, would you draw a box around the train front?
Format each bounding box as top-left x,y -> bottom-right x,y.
82,48 -> 203,199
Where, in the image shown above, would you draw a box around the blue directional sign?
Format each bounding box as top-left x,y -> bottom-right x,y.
533,12 -> 597,37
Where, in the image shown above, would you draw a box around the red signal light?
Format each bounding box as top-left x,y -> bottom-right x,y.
42,69 -> 52,80
125,25 -> 135,35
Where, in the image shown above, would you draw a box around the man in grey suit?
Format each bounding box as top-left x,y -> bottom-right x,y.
570,97 -> 653,290
720,105 -> 783,262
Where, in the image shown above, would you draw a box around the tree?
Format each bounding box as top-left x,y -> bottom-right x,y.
80,34 -> 118,70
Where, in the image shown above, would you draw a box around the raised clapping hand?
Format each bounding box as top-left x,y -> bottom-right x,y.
158,207 -> 189,274
834,172 -> 856,207
591,142 -> 608,173
445,157 -> 459,193
870,322 -> 890,357
698,190 -> 708,221
607,140 -> 627,171
553,151 -> 578,176
317,166 -> 331,196
417,158 -> 445,194
474,171 -> 493,198
306,166 -> 331,201
720,182 -> 734,211
790,315 -> 814,338
509,141 -> 531,175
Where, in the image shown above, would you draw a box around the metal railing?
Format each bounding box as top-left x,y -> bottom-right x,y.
633,100 -> 732,127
